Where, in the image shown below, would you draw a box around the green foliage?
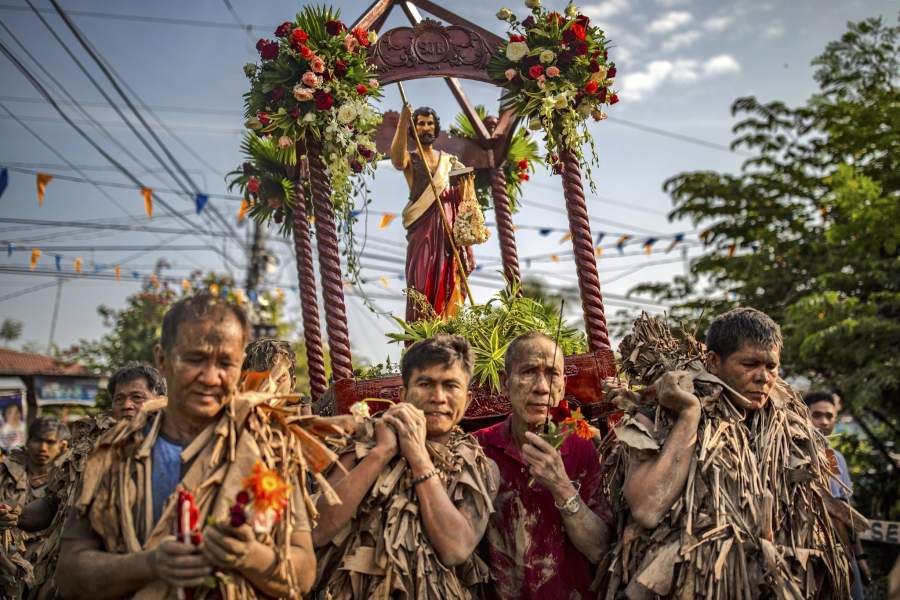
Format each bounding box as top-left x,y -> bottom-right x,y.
619,16 -> 900,520
0,319 -> 23,344
387,281 -> 587,392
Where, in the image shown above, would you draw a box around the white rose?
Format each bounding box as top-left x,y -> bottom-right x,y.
539,49 -> 555,64
565,3 -> 578,17
303,112 -> 316,122
496,7 -> 513,19
506,41 -> 529,62
553,95 -> 568,109
337,103 -> 358,124
349,401 -> 370,418
577,102 -> 593,118
244,117 -> 262,130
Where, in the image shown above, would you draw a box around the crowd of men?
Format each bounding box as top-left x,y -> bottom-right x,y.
0,293 -> 872,599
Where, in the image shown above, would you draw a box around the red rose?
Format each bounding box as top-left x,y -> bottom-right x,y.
522,16 -> 536,29
574,41 -> 589,55
247,177 -> 260,194
291,28 -> 309,44
190,530 -> 202,545
289,108 -> 301,120
528,65 -> 544,78
300,45 -> 314,59
547,12 -> 564,25
571,23 -> 586,41
325,20 -> 345,36
242,161 -> 253,174
517,159 -> 529,170
270,86 -> 285,102
598,87 -> 607,102
356,84 -> 368,95
607,66 -> 617,78
519,172 -> 530,181
549,399 -> 571,424
350,159 -> 363,173
609,93 -> 619,105
236,491 -> 251,505
334,59 -> 347,77
509,34 -> 526,42
228,505 -> 247,528
257,111 -> 270,125
358,144 -> 374,159
576,15 -> 590,27
314,91 -> 334,110
353,27 -> 370,46
589,60 -> 600,73
256,39 -> 279,60
584,81 -> 599,95
275,22 -> 293,38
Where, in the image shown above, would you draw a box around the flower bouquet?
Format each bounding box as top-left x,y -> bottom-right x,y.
233,6 -> 383,223
542,399 -> 592,447
488,1 -> 618,176
228,462 -> 292,535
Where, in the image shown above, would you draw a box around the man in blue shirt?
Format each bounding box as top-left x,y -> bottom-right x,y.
805,390 -> 870,599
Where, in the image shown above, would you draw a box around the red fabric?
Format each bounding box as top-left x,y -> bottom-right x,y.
475,417 -> 612,600
404,186 -> 471,322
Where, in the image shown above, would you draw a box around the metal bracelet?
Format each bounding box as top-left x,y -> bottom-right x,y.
412,469 -> 438,486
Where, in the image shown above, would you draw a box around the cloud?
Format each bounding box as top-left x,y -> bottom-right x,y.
763,23 -> 784,39
647,11 -> 692,34
656,0 -> 690,5
661,30 -> 701,52
703,16 -> 734,32
621,60 -> 674,100
582,0 -> 630,19
703,54 -> 741,76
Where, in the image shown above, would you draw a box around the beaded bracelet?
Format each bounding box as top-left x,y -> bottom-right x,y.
412,469 -> 439,486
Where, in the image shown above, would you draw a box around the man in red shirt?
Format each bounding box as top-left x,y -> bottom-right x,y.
475,331 -> 612,599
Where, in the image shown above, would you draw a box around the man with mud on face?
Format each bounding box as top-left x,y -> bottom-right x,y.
474,331 -> 613,600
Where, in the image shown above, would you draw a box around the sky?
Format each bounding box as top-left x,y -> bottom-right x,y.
0,0 -> 895,368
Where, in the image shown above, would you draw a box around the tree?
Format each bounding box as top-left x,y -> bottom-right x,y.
0,319 -> 23,345
622,15 -> 900,524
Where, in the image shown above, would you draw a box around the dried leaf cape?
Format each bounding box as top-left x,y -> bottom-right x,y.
596,314 -> 865,600
315,420 -> 498,599
75,393 -> 350,600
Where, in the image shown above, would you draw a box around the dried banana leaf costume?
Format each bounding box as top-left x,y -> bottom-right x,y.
315,420 -> 498,599
597,315 -> 863,600
71,393 -> 347,600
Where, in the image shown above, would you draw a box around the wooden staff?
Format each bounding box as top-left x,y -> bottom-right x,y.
397,81 -> 475,306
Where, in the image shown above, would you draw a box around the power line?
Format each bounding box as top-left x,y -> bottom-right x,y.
0,94 -> 239,117
0,217 -> 231,237
607,116 -> 749,157
5,244 -> 213,252
0,113 -> 243,135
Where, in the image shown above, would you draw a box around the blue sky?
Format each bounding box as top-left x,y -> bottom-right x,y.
0,0 -> 895,366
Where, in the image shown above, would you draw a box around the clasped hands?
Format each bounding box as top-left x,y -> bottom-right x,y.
373,403 -> 432,470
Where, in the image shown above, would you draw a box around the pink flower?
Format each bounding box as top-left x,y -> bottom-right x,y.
536,75 -> 546,89
311,57 -> 326,74
368,79 -> 379,89
505,68 -> 517,81
343,33 -> 359,52
278,135 -> 292,148
302,71 -> 319,88
293,85 -> 314,101
546,66 -> 560,78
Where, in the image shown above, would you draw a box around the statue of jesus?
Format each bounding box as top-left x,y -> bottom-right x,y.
390,105 -> 475,322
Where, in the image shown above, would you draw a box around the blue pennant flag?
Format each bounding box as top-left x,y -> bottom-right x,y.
525,258 -> 533,268
132,271 -> 140,279
538,228 -> 553,236
0,168 -> 7,199
6,243 -> 13,258
665,233 -> 686,253
220,287 -> 228,299
55,255 -> 61,271
474,265 -> 483,272
195,193 -> 209,214
248,290 -> 258,303
349,209 -> 362,219
595,232 -> 606,244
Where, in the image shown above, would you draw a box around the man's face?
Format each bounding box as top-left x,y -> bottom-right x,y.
503,338 -> 565,430
808,400 -> 837,436
111,377 -> 155,420
414,114 -> 436,145
156,314 -> 245,422
400,361 -> 470,443
26,432 -> 65,467
708,342 -> 780,411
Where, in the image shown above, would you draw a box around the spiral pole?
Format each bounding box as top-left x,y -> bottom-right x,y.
306,149 -> 354,382
291,180 -> 328,401
559,149 -> 611,351
489,167 -> 521,287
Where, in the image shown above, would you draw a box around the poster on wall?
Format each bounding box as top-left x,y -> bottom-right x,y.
0,390 -> 26,450
34,376 -> 99,407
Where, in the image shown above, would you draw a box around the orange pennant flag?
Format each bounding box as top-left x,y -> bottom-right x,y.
595,246 -> 604,257
378,213 -> 396,230
238,198 -> 249,222
115,265 -> 121,281
73,257 -> 82,274
559,232 -> 572,244
274,287 -> 285,301
142,188 -> 153,218
149,274 -> 160,289
182,279 -> 191,292
30,248 -> 41,270
234,289 -> 245,304
36,173 -> 53,207
209,283 -> 220,298
550,254 -> 559,264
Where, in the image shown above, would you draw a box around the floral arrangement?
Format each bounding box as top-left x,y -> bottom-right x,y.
237,6 -> 383,213
488,1 -> 618,177
543,399 -> 592,446
228,462 -> 292,534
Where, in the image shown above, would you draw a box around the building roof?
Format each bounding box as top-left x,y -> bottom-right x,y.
0,348 -> 94,377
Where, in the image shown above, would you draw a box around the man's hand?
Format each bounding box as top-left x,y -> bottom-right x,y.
656,371 -> 700,414
0,504 -> 20,530
522,431 -> 577,502
201,523 -> 258,571
373,417 -> 399,460
381,403 -> 430,469
602,377 -> 640,409
151,536 -> 212,588
399,103 -> 412,125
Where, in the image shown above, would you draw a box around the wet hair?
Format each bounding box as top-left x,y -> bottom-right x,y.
108,362 -> 167,398
400,335 -> 473,388
705,307 -> 782,360
504,331 -> 557,372
242,338 -> 296,384
160,292 -> 250,352
804,391 -> 836,407
412,106 -> 441,138
28,416 -> 69,442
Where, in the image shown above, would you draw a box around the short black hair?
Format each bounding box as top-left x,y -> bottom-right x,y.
108,362 -> 167,398
242,338 -> 296,384
705,307 -> 782,360
504,331 -> 557,372
804,391 -> 836,407
160,292 -> 250,352
412,106 -> 441,138
28,416 -> 69,442
400,335 -> 473,388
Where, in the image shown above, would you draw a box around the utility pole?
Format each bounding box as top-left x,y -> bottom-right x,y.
47,278 -> 63,354
245,221 -> 267,295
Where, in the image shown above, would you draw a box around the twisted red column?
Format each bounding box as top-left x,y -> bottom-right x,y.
291,181 -> 328,401
306,150 -> 354,382
489,167 -> 521,286
559,149 -> 611,351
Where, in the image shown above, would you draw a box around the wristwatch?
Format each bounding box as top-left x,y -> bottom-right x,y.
555,481 -> 582,516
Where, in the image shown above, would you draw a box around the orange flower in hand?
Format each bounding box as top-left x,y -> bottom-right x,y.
562,408 -> 593,440
243,462 -> 291,515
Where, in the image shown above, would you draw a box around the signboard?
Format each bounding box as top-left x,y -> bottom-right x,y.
861,520 -> 900,545
34,376 -> 99,407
